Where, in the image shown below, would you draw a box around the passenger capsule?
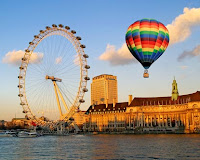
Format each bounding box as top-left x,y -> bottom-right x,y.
85,65 -> 90,69
18,76 -> 23,79
22,58 -> 27,61
84,77 -> 90,80
18,85 -> 23,88
18,94 -> 23,97
19,66 -> 24,70
20,102 -> 25,105
80,44 -> 86,48
46,26 -> 50,30
76,36 -> 81,40
34,35 -> 39,39
29,42 -> 34,45
83,54 -> 89,58
83,88 -> 88,92
58,24 -> 63,28
40,30 -> 44,33
25,49 -> 30,53
23,110 -> 28,113
71,30 -> 76,34
79,99 -> 85,103
52,24 -> 57,27
65,26 -> 70,30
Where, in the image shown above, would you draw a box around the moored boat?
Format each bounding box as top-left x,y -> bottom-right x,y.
18,131 -> 38,138
0,131 -> 15,137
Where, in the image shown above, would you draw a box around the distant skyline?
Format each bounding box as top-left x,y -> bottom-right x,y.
1,0 -> 200,120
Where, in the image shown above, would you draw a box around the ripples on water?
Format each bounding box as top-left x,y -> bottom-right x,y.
0,134 -> 200,160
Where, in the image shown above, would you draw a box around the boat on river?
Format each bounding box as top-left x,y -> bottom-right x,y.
0,131 -> 17,137
17,131 -> 38,138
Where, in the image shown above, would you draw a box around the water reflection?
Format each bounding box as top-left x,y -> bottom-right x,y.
0,134 -> 200,160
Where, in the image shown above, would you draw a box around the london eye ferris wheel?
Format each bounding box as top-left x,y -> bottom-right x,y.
18,24 -> 90,127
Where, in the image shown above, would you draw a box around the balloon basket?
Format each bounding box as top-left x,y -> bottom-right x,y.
143,70 -> 149,78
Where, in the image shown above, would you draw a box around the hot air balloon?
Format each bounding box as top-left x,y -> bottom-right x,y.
125,19 -> 169,78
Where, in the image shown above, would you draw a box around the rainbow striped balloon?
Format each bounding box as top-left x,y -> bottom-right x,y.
126,19 -> 169,70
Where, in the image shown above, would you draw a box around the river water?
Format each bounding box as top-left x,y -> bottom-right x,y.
0,134 -> 200,160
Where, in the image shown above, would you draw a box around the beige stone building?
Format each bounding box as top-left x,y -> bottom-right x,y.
126,91 -> 200,133
12,118 -> 29,128
85,79 -> 200,133
73,111 -> 88,127
85,102 -> 127,132
91,74 -> 118,105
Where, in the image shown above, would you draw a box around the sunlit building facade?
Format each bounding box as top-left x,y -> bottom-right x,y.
73,111 -> 87,126
85,79 -> 200,133
12,118 -> 29,128
91,74 -> 118,105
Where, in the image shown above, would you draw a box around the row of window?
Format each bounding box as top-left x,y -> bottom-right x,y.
90,110 -> 125,114
91,124 -> 125,128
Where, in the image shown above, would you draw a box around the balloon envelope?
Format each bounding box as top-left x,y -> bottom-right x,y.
126,19 -> 169,69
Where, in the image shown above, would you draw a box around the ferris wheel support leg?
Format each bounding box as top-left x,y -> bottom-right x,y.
54,83 -> 69,113
53,81 -> 63,118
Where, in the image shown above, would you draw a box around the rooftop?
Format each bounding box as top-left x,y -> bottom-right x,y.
129,91 -> 200,106
86,102 -> 128,113
92,74 -> 115,80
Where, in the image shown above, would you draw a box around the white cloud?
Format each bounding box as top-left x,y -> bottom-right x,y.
2,50 -> 43,66
99,43 -> 136,66
178,44 -> 200,61
167,7 -> 200,45
55,57 -> 62,64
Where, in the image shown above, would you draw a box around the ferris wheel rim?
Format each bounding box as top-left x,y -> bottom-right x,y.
18,24 -> 89,126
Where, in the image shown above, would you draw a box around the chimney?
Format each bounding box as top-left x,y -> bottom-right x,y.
113,98 -> 116,107
128,95 -> 132,105
106,99 -> 108,108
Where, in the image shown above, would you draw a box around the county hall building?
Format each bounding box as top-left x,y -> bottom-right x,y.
84,77 -> 200,133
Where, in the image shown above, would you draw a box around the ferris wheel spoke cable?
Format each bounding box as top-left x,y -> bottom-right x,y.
43,36 -> 56,74
31,87 -> 48,116
36,86 -> 53,118
26,76 -> 45,81
55,60 -> 80,76
27,81 -> 48,105
52,48 -> 75,74
27,85 -> 48,116
33,82 -> 54,117
29,46 -> 49,73
52,41 -> 77,69
53,46 -> 77,74
60,79 -> 79,89
28,60 -> 47,76
37,42 -> 51,74
40,37 -> 48,65
60,70 -> 80,77
58,83 -> 74,107
45,35 -> 53,68
25,80 -> 46,93
58,84 -> 76,106
60,82 -> 77,101
27,64 -> 45,75
55,34 -> 66,59
26,81 -> 47,97
55,85 -> 71,112
61,85 -> 77,99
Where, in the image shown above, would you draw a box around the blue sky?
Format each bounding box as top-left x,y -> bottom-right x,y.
1,0 -> 200,120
